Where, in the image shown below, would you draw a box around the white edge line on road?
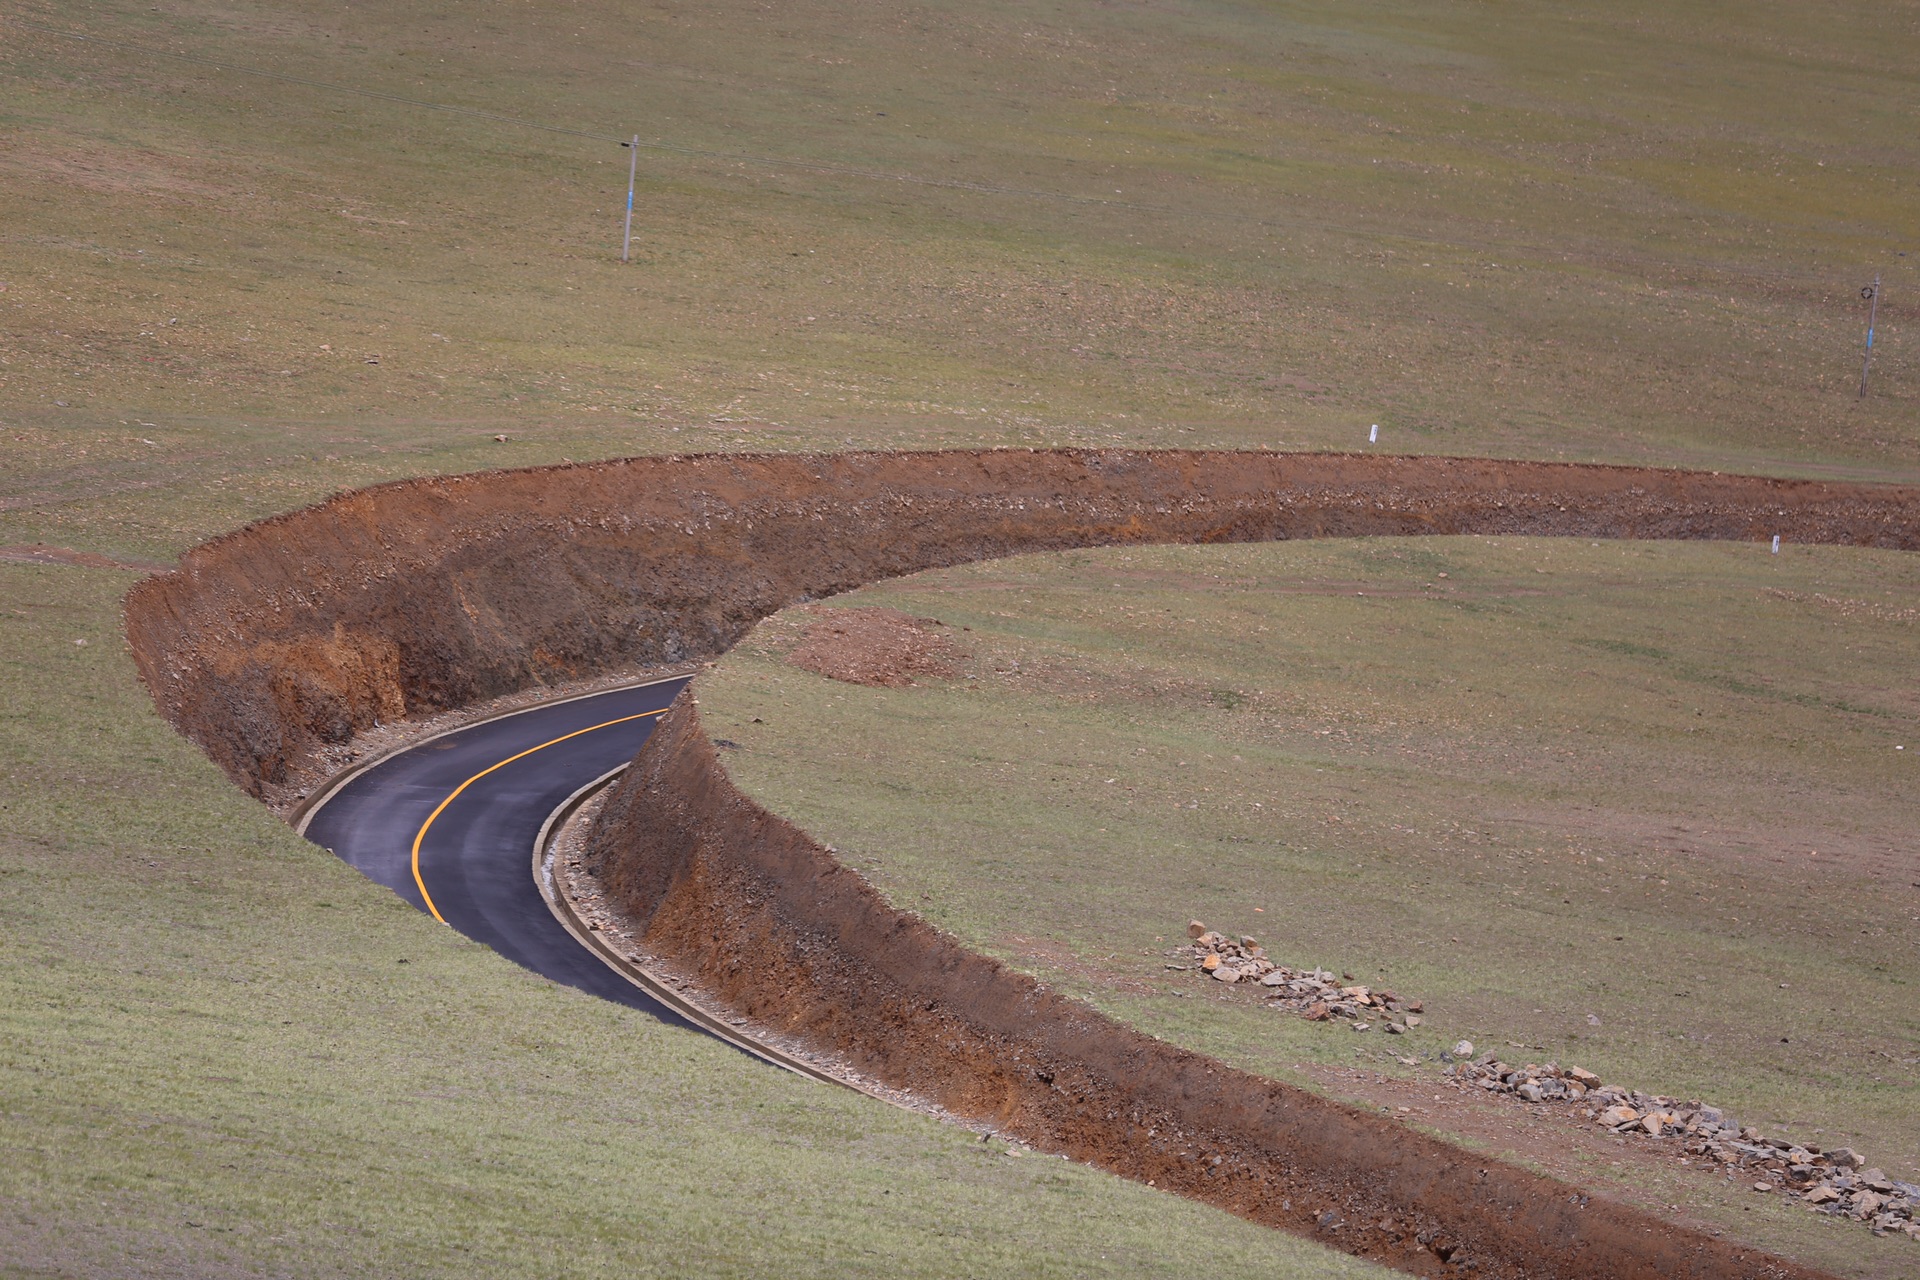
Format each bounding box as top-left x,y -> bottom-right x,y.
530,766 -> 859,1089
291,672 -> 691,837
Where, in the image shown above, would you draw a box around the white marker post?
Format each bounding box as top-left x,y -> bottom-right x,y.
1860,277 -> 1881,398
1369,424 -> 1379,444
621,135 -> 638,263
1772,534 -> 1781,555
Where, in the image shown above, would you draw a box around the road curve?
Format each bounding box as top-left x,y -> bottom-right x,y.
296,677 -> 697,1024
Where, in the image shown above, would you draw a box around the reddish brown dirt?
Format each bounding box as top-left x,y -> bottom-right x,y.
584,698 -> 1832,1280
120,448 -> 1916,1276
123,448 -> 1920,798
786,606 -> 959,687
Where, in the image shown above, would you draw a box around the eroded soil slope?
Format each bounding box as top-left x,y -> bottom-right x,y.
122,448 -> 1917,1277
123,449 -> 1920,799
585,696 -> 1833,1280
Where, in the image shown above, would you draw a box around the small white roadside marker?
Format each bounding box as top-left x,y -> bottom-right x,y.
1369,424 -> 1379,444
1771,534 -> 1780,554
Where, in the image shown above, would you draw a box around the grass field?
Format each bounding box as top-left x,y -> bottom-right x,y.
3,0 -> 1918,562
3,0 -> 1918,1274
699,536 -> 1920,1277
1,561 -> 1400,1277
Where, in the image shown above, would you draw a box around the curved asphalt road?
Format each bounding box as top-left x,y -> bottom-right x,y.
298,677 -> 695,1027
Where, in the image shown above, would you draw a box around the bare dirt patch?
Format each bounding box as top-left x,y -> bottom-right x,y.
786,606 -> 960,688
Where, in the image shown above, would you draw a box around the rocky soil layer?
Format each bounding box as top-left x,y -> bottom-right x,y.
124,448 -> 1920,800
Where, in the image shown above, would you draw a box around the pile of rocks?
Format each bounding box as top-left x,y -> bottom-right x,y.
1448,1054 -> 1920,1240
1168,921 -> 1425,1034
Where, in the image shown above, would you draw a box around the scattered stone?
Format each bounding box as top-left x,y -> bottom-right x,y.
1440,1056 -> 1915,1244
1169,915 -> 1917,1248
1169,921 -> 1425,1028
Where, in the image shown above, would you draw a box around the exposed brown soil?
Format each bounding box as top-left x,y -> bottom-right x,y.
584,696 -> 1832,1280
123,448 -> 1920,800
1299,1065 -> 1737,1230
786,606 -> 960,688
121,448 -> 1919,1277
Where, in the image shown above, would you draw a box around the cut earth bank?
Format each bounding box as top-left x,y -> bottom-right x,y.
682,537 -> 1920,1279
124,449 -> 1920,1278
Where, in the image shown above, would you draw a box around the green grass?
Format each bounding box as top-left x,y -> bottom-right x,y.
0,561 -> 1398,1277
3,0 -> 1919,562
701,536 -> 1920,1276
4,0 -> 1919,1273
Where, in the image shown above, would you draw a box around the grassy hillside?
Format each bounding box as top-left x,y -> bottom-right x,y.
3,0 -> 1917,1274
700,536 -> 1920,1277
3,0 -> 1918,561
0,561 -> 1398,1277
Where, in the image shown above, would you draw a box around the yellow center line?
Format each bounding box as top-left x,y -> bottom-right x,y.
410,709 -> 669,923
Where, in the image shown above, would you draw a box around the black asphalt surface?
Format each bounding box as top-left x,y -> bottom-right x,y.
301,678 -> 695,1026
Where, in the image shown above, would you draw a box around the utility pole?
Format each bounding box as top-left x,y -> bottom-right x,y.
1860,276 -> 1881,398
621,135 -> 638,263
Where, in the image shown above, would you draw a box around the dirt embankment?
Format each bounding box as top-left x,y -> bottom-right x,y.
123,448 -> 1920,799
585,698 -> 1830,1280
121,448 -> 1915,1276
